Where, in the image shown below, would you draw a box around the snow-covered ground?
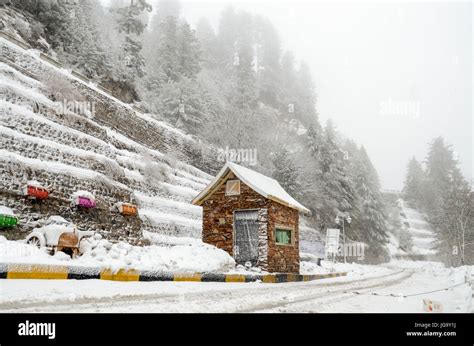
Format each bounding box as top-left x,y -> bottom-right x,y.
0,235 -> 370,276
0,34 -> 469,313
0,235 -> 235,274
0,260 -> 471,313
314,261 -> 473,313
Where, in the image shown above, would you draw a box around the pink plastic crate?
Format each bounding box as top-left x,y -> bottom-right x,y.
77,196 -> 96,208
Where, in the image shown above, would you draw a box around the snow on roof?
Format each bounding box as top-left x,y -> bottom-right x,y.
192,161 -> 311,214
72,190 -> 95,201
27,180 -> 43,188
46,215 -> 69,225
0,206 -> 15,216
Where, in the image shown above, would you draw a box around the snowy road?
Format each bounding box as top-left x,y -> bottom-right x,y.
1,261 -> 470,313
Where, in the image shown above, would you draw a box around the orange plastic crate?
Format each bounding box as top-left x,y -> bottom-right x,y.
120,203 -> 138,216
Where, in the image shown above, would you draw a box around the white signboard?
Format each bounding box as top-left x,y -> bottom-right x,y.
325,228 -> 340,256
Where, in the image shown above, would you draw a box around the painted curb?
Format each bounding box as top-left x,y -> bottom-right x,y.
0,263 -> 346,283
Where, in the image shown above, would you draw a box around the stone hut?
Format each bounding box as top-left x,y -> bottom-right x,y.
192,162 -> 310,274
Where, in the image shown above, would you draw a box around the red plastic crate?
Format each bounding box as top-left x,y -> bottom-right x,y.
26,185 -> 49,200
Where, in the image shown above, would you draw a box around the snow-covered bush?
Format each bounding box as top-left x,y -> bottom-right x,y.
101,158 -> 125,181
14,17 -> 31,39
142,157 -> 168,185
78,237 -> 236,273
398,228 -> 413,253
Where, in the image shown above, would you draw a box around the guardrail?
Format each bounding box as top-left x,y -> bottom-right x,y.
0,31 -> 30,50
0,56 -> 39,81
71,69 -> 90,83
39,52 -> 63,69
96,83 -> 114,95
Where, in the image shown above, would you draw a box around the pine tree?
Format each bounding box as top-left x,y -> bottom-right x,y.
216,6 -> 240,68
195,18 -> 218,69
272,147 -> 301,199
13,0 -> 70,51
154,16 -> 180,82
317,120 -> 356,223
231,11 -> 257,110
217,10 -> 258,148
431,166 -> 472,266
294,62 -> 317,126
66,0 -> 111,80
112,0 -> 152,83
402,157 -> 426,208
156,77 -> 211,132
407,137 -> 472,266
147,17 -> 201,84
424,137 -> 458,214
279,50 -> 297,119
306,122 -> 323,159
254,16 -> 282,108
343,142 -> 388,262
177,23 -> 202,80
143,0 -> 181,72
355,147 -> 388,246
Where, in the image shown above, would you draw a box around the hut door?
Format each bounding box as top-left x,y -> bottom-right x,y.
234,210 -> 259,266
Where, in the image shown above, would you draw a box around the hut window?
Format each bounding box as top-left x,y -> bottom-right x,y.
275,227 -> 293,245
225,180 -> 240,196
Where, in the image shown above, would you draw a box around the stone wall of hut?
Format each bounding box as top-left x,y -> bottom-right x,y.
201,172 -> 269,256
201,172 -> 300,273
267,200 -> 300,273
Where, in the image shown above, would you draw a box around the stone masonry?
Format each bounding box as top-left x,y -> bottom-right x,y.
201,172 -> 300,273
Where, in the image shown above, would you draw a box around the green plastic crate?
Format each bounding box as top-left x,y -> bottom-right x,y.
0,214 -> 18,228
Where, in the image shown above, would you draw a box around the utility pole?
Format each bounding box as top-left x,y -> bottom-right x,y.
335,213 -> 351,263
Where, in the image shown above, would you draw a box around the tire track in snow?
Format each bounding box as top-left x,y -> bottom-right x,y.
243,270 -> 415,312
0,270 -> 408,313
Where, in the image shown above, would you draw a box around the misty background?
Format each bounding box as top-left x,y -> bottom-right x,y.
143,0 -> 472,190
5,0 -> 472,264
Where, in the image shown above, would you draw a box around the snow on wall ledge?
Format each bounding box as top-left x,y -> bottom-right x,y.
0,27 -> 323,251
0,34 -> 217,244
0,235 -> 236,274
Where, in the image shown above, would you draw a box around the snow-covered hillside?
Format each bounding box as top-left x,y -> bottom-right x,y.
0,27 -> 216,244
0,12 -> 323,251
399,200 -> 437,256
383,193 -> 437,260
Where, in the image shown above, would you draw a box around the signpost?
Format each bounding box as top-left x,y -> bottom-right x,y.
325,228 -> 340,262
422,299 -> 443,313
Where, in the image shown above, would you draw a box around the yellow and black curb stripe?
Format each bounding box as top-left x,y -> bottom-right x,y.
0,263 -> 346,283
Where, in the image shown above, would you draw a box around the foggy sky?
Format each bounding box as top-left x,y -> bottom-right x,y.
177,0 -> 472,190
108,0 -> 473,190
